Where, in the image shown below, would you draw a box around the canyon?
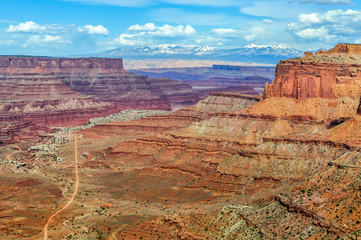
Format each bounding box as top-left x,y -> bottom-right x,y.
0,56 -> 256,145
131,65 -> 274,92
2,43 -> 361,239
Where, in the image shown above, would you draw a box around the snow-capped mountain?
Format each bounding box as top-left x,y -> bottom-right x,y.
100,44 -> 217,57
241,43 -> 302,56
95,43 -> 303,64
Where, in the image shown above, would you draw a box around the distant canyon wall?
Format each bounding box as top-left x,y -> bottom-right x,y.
0,56 -> 258,144
0,56 -> 125,74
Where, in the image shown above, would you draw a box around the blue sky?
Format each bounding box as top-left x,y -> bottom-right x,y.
0,0 -> 360,56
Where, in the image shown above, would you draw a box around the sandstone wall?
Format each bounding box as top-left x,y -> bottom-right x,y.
263,60 -> 361,100
330,43 -> 361,55
0,56 -> 124,74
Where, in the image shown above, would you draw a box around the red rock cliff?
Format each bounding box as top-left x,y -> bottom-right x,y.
264,61 -> 361,100
249,44 -> 361,122
264,44 -> 361,100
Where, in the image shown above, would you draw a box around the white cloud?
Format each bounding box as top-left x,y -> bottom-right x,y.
298,13 -> 322,23
6,21 -> 110,51
114,33 -> 141,45
79,25 -> 109,35
155,24 -> 195,36
211,28 -> 238,35
7,21 -> 109,35
298,9 -> 360,24
114,23 -> 197,46
23,35 -> 72,47
262,19 -> 273,23
288,9 -> 361,43
295,27 -> 329,39
244,26 -> 266,41
112,23 -> 233,47
7,21 -> 47,33
129,23 -> 157,31
128,23 -> 196,37
184,25 -> 197,35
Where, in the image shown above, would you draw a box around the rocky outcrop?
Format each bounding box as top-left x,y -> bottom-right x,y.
264,43 -> 361,101
253,44 -> 361,122
263,61 -> 361,100
330,43 -> 361,55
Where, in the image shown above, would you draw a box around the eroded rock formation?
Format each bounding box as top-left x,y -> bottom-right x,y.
0,56 -> 125,74
0,56 -> 258,144
68,44 -> 361,239
6,45 -> 361,239
0,70 -> 119,144
254,43 -> 361,122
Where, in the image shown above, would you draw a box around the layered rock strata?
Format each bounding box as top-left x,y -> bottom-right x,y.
0,70 -> 119,144
5,45 -> 361,239
0,56 -> 171,110
254,43 -> 361,122
0,56 -> 259,144
80,92 -> 261,141
0,56 -> 125,74
77,44 -> 361,239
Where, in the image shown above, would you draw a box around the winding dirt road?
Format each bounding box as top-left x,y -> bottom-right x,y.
6,144 -> 21,161
43,133 -> 79,240
1,145 -> 22,174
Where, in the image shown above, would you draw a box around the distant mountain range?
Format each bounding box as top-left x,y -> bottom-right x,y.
91,43 -> 304,64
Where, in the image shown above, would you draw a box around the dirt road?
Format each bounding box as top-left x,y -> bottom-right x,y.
43,133 -> 79,240
6,144 -> 21,161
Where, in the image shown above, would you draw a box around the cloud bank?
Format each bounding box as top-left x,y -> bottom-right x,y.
114,23 -> 196,45
288,9 -> 361,42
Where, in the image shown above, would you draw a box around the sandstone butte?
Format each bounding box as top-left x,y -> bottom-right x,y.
257,43 -> 361,122
4,44 -> 361,239
0,56 -> 257,145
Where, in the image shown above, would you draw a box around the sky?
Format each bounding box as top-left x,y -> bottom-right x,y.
0,0 -> 360,56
